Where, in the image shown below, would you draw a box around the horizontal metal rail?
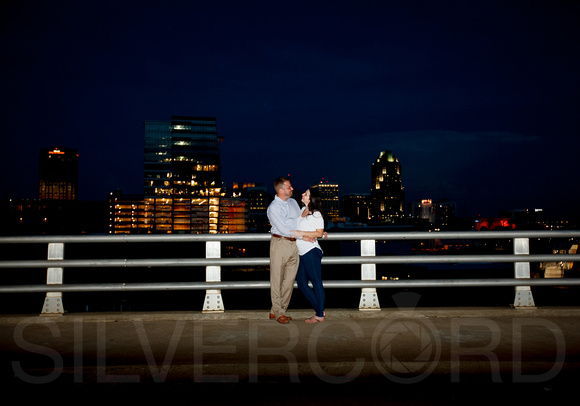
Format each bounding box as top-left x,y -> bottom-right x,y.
1,254 -> 579,269
1,230 -> 580,243
1,230 -> 579,313
1,278 -> 580,294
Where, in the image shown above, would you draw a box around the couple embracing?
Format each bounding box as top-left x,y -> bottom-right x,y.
266,177 -> 326,324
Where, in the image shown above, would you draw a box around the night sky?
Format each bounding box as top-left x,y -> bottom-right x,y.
2,1 -> 579,219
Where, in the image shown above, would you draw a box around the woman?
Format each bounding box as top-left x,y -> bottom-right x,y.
291,187 -> 326,323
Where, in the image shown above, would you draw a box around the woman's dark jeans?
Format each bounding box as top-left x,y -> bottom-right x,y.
296,248 -> 324,318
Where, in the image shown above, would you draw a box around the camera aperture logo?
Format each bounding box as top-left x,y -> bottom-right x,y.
372,318 -> 441,383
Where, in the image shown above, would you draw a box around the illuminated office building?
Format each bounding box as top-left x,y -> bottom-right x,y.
108,192 -> 246,234
341,194 -> 371,223
108,192 -> 148,233
143,116 -> 224,233
219,197 -> 247,233
109,116 -> 248,234
410,199 -> 456,230
312,180 -> 339,219
38,147 -> 78,201
370,150 -> 405,222
231,182 -> 268,232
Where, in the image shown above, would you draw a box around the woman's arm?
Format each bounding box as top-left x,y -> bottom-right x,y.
291,228 -> 324,239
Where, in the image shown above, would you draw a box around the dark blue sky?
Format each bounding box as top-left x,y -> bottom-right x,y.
1,0 -> 579,219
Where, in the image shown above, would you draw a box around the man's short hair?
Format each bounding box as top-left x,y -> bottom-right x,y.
274,177 -> 291,192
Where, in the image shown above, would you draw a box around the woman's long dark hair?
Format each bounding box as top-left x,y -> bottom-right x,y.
307,187 -> 324,217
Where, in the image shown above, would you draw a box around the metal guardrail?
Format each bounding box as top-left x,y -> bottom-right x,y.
1,230 -> 579,315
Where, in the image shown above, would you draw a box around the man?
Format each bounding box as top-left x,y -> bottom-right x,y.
267,177 -> 301,324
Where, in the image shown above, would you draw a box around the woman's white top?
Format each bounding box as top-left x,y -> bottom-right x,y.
295,207 -> 324,256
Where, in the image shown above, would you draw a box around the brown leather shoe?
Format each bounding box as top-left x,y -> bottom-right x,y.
270,313 -> 291,320
277,315 -> 291,324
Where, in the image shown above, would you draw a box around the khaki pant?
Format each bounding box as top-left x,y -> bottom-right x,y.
269,237 -> 299,318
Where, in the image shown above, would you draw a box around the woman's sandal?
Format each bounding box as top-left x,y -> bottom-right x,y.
305,315 -> 325,323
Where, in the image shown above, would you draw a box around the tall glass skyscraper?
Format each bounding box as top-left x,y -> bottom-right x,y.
370,150 -> 405,222
143,116 -> 223,233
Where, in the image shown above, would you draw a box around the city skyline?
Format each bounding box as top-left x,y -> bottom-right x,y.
3,125 -> 578,223
2,1 -> 579,219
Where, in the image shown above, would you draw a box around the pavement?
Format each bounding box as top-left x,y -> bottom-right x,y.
1,306 -> 580,405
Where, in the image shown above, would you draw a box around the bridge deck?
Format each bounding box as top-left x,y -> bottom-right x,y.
1,307 -> 579,404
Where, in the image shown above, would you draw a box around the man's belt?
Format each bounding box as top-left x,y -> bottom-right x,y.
272,234 -> 296,242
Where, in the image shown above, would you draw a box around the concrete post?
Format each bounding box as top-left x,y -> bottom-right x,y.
359,239 -> 380,311
42,243 -> 64,316
513,237 -> 536,309
203,241 -> 224,313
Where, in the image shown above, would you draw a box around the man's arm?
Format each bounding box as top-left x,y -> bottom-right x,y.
267,203 -> 294,237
